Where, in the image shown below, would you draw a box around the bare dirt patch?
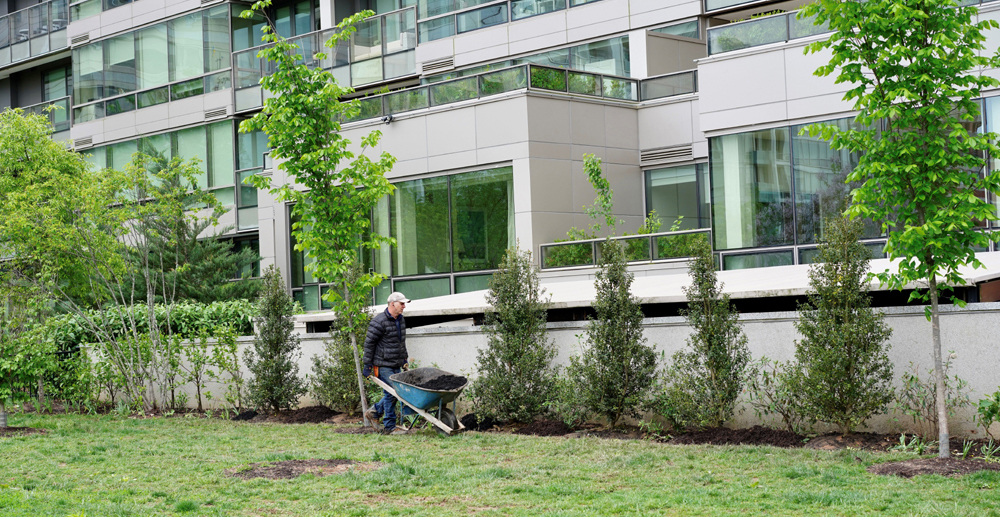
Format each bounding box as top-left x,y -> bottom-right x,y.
330,426 -> 381,435
806,433 -> 897,451
0,427 -> 47,437
250,406 -> 341,424
868,457 -> 1000,478
515,419 -> 573,437
669,425 -> 805,448
226,459 -> 379,480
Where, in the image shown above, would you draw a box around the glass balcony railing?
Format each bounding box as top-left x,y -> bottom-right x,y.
539,229 -> 713,269
0,0 -> 68,68
707,10 -> 829,55
233,8 -> 417,112
22,96 -> 71,132
338,65 -> 697,124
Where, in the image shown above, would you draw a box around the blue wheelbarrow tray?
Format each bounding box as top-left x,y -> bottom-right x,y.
389,367 -> 468,411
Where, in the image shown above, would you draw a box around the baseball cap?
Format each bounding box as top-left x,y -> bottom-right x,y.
387,292 -> 410,304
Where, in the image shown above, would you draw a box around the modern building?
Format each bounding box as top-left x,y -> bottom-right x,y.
7,0 -> 1000,316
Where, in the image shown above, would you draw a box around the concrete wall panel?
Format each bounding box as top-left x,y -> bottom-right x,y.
637,100 -> 694,150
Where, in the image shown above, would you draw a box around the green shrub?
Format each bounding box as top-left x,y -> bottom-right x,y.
471,245 -> 556,423
574,241 -> 657,427
529,66 -> 566,91
544,365 -> 591,429
245,265 -> 307,413
744,357 -> 806,434
653,238 -> 749,430
787,215 -> 894,434
894,354 -> 972,439
977,389 -> 1000,440
310,304 -> 370,415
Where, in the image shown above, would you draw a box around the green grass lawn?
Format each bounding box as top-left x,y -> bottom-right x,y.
1,414 -> 998,516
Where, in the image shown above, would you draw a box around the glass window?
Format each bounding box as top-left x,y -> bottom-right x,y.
238,130 -> 269,170
645,164 -> 710,231
175,125 -> 209,189
169,12 -> 205,82
418,0 -> 456,19
44,67 -> 70,101
393,277 -> 450,300
722,250 -> 794,270
511,0 -> 565,21
73,42 -> 104,104
140,132 -> 172,166
418,17 -> 454,43
385,9 -> 417,54
137,87 -> 169,108
103,33 -> 136,97
516,48 -> 570,68
71,0 -> 102,21
108,139 -> 137,170
710,127 -> 793,250
353,19 -> 382,61
105,95 -> 136,116
171,77 -> 204,100
29,4 -> 50,56
206,71 -> 232,92
791,118 -> 880,244
384,50 -> 416,79
83,147 -> 107,170
275,6 -> 293,39
295,1 -> 313,36
232,5 -> 266,52
351,58 -> 383,86
11,10 -> 28,62
209,121 -> 235,188
391,176 -> 451,276
457,5 -> 507,33
450,167 -> 513,272
455,273 -> 491,293
571,36 -> 629,76
73,103 -> 104,123
136,24 -> 169,89
205,5 -> 231,73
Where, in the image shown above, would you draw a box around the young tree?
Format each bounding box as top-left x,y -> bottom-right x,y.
657,238 -> 749,430
471,245 -> 556,423
790,215 -> 894,434
802,0 -> 1000,457
575,241 -> 657,427
245,265 -> 307,413
240,2 -> 396,425
0,283 -> 50,428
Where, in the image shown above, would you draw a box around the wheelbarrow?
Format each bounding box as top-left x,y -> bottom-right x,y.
367,367 -> 467,436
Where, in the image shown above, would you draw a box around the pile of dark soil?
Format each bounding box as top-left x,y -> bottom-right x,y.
868,457 -> 1000,478
227,459 -> 377,480
669,425 -> 805,448
418,374 -> 467,391
460,413 -> 499,431
0,427 -> 47,437
232,410 -> 258,422
252,406 -> 340,424
515,419 -> 573,437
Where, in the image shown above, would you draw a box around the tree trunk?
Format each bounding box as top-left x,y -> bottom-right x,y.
346,282 -> 371,427
929,275 -> 950,459
0,401 -> 6,428
37,378 -> 45,410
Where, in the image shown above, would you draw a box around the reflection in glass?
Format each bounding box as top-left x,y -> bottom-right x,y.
393,277 -> 451,300
103,33 -> 135,96
136,24 -> 168,89
391,176 -> 451,276
175,125 -> 209,188
457,5 -> 507,33
104,95 -> 136,115
645,164 -> 710,231
209,121 -> 235,188
385,9 -> 416,53
450,167 -> 514,272
651,20 -> 699,39
169,12 -> 204,81
710,127 -> 793,250
722,250 -> 794,270
137,87 -> 169,108
571,36 -> 630,76
205,5 -> 231,73
511,0 -> 566,20
418,17 -> 454,42
74,43 -> 104,104
352,19 -> 382,61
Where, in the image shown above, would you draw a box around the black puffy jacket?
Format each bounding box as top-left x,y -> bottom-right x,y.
363,311 -> 408,368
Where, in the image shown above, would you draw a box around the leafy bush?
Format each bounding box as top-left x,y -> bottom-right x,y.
430,77 -> 478,105
529,66 -> 566,91
744,357 -> 806,434
574,241 -> 657,427
787,215 -> 894,434
471,245 -> 556,423
310,308 -> 371,415
894,354 -> 972,439
479,67 -> 527,96
977,389 -> 1000,440
544,367 -> 590,429
653,238 -> 749,430
245,266 -> 307,413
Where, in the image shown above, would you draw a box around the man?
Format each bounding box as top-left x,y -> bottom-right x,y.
362,291 -> 411,435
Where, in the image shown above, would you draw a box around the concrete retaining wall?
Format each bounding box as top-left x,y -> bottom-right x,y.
181,303 -> 1000,437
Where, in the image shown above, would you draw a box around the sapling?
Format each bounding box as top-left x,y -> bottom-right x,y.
245,265 -> 307,413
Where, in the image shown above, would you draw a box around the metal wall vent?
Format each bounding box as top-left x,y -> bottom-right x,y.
71,34 -> 90,45
421,58 -> 455,74
204,107 -> 228,120
640,145 -> 693,167
75,136 -> 94,149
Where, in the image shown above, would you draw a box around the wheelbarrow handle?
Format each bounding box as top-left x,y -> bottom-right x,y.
369,375 -> 465,435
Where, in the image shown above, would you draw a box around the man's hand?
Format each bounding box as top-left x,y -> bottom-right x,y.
362,364 -> 373,378
402,363 -> 409,371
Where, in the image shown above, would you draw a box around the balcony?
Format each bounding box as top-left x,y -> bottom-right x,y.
341,65 -> 698,124
539,229 -> 712,269
22,95 -> 71,133
233,8 -> 417,113
707,10 -> 828,56
0,0 -> 69,69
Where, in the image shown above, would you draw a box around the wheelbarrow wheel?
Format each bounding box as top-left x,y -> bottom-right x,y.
435,408 -> 458,437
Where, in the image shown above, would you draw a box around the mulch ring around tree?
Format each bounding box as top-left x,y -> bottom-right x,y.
868,457 -> 1000,478
0,427 -> 47,438
668,425 -> 806,448
226,459 -> 379,480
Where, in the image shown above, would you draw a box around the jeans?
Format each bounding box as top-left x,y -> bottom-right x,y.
373,367 -> 414,430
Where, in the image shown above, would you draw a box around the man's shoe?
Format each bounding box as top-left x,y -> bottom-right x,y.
364,407 -> 380,426
390,427 -> 409,436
